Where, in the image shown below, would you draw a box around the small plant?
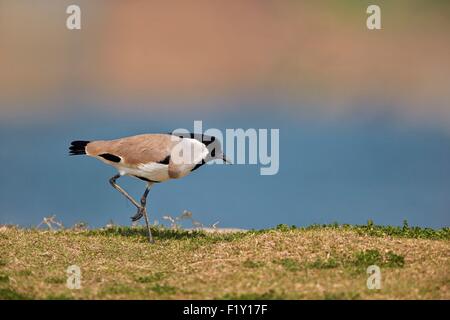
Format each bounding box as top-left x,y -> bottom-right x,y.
135,272 -> 166,283
403,220 -> 409,230
105,219 -> 116,229
353,250 -> 405,269
45,276 -> 65,284
0,274 -> 10,283
102,284 -> 135,295
354,250 -> 383,267
162,210 -> 206,230
0,288 -> 31,300
275,224 -> 296,232
275,258 -> 300,272
36,215 -> 64,230
16,270 -> 33,276
72,221 -> 89,231
243,260 -> 265,269
150,284 -> 177,295
385,251 -> 405,268
308,258 -> 339,269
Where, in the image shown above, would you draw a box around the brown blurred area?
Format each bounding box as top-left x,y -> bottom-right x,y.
1,0 -> 449,121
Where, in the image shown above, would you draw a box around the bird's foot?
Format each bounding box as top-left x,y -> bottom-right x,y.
131,207 -> 144,222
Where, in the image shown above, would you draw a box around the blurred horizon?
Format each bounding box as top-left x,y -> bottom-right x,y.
1,1 -> 450,124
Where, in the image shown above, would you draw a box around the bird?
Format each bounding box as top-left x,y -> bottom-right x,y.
69,132 -> 230,243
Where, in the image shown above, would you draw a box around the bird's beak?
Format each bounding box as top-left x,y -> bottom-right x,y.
221,154 -> 232,164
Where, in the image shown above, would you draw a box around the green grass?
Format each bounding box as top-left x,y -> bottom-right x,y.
385,252 -> 405,268
0,274 -> 10,284
271,221 -> 450,240
221,290 -> 287,300
45,276 -> 66,284
101,284 -> 136,295
135,272 -> 166,283
275,258 -> 301,272
242,260 -> 265,269
82,220 -> 450,242
0,288 -> 31,300
353,250 -> 405,269
323,291 -> 360,300
307,258 -> 339,269
45,294 -> 74,300
150,284 -> 177,295
0,222 -> 448,299
15,269 -> 33,276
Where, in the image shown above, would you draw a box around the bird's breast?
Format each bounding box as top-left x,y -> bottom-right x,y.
113,162 -> 171,182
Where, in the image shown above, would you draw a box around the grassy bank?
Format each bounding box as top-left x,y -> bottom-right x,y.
0,223 -> 449,299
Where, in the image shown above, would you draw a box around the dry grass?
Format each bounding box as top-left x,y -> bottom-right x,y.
0,225 -> 449,300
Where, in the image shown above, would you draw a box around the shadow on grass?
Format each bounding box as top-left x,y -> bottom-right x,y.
85,226 -> 205,240
84,226 -> 248,243
70,220 -> 449,242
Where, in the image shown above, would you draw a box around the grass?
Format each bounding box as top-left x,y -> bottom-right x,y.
353,250 -> 405,269
150,284 -> 177,295
0,274 -> 10,283
275,258 -> 301,272
242,260 -> 265,269
307,258 -> 339,269
135,272 -> 166,283
0,222 -> 449,299
45,276 -> 66,284
221,290 -> 287,300
273,221 -> 450,240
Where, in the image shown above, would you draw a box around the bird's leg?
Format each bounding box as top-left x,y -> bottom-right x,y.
139,183 -> 154,243
130,183 -> 151,222
109,174 -> 154,243
109,174 -> 141,209
130,189 -> 148,222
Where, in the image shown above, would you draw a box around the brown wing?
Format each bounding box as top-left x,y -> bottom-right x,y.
86,134 -> 181,165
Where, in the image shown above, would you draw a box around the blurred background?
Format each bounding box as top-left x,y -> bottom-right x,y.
0,0 -> 449,229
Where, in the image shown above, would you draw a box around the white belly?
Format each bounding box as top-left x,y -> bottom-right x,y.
114,162 -> 171,182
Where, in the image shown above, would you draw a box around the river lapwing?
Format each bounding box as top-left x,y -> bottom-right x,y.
69,133 -> 230,243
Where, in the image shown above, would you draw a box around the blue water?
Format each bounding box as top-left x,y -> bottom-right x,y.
1,114 -> 449,229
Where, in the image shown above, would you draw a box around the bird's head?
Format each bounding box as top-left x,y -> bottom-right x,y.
170,132 -> 232,165
201,134 -> 232,164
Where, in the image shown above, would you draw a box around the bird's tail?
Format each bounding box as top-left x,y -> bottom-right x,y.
69,140 -> 91,155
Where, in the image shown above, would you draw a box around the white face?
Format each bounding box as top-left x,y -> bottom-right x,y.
168,133 -> 228,165
170,138 -> 209,166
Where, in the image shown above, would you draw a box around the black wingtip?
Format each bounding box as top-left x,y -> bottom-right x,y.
69,140 -> 90,156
